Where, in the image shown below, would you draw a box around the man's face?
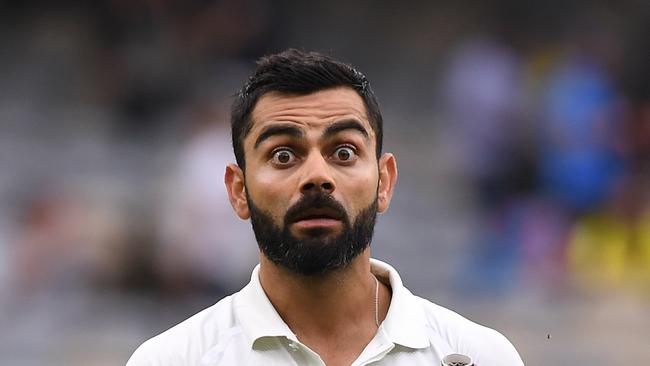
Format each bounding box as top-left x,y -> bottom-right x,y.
226,87 -> 396,276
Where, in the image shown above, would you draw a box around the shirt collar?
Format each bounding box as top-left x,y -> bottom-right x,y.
233,264 -> 298,349
234,259 -> 430,350
371,258 -> 430,349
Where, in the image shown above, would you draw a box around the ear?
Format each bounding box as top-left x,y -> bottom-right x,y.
377,153 -> 398,213
225,164 -> 250,219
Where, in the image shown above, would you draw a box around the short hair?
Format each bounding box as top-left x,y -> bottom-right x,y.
230,49 -> 383,170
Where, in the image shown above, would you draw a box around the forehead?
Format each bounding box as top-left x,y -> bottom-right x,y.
248,87 -> 374,139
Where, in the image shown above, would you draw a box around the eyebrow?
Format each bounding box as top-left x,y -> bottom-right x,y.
254,124 -> 305,149
321,119 -> 370,141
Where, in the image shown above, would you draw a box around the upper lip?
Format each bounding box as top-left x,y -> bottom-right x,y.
293,207 -> 342,222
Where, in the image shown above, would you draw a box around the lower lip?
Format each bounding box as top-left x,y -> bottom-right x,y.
293,218 -> 341,229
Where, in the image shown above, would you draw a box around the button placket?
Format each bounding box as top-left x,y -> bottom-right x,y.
350,327 -> 395,365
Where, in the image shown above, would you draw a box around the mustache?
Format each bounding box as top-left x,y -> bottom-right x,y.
284,192 -> 349,226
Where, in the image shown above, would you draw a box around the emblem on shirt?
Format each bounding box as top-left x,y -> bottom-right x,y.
441,353 -> 475,366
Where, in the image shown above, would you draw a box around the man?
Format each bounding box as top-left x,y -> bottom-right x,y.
127,49 -> 524,366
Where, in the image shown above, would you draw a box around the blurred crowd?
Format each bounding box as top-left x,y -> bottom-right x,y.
441,19 -> 650,295
0,1 -> 648,364
1,0 -> 649,304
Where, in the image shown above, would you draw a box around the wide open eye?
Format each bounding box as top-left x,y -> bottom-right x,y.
271,148 -> 297,165
332,146 -> 356,162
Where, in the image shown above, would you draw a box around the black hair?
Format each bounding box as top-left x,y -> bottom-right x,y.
230,49 -> 383,170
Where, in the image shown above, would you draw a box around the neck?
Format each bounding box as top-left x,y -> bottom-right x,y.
258,250 -> 387,338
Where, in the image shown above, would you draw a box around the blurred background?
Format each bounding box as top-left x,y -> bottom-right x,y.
0,0 -> 649,364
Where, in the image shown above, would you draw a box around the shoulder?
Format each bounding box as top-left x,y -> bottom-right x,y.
417,297 -> 524,366
126,295 -> 242,366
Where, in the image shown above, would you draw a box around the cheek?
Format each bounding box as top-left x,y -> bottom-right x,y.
338,167 -> 379,215
246,169 -> 296,220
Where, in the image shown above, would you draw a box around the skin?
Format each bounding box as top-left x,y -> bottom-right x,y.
225,87 -> 398,366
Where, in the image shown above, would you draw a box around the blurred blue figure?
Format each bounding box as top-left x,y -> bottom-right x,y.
540,59 -> 624,213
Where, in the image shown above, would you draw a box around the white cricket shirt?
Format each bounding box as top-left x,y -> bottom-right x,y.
127,259 -> 524,365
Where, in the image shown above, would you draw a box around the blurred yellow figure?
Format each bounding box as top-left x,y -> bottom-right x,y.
567,206 -> 650,291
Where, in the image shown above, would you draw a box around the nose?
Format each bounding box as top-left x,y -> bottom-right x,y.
299,153 -> 335,195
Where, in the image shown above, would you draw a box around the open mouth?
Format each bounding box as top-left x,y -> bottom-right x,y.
293,207 -> 341,221
291,207 -> 343,229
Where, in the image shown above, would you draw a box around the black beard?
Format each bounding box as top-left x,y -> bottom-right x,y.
247,191 -> 378,276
